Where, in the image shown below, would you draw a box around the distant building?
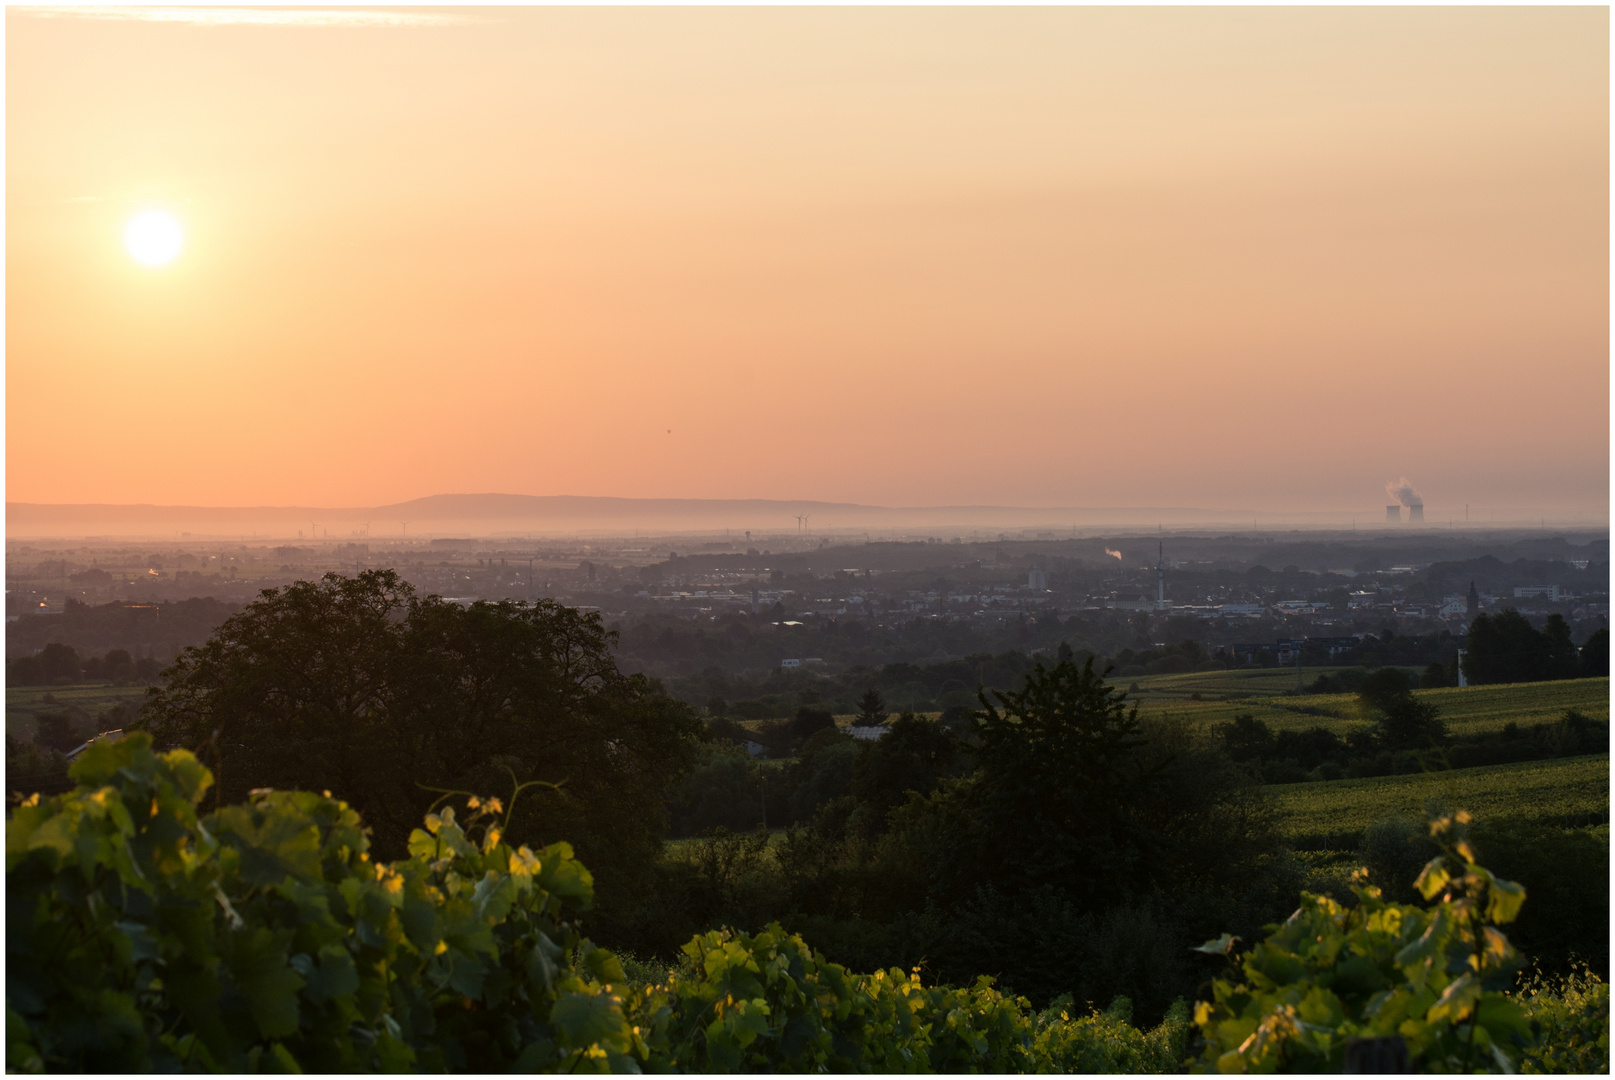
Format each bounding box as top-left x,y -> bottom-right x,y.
1513,585 -> 1562,600
1305,636 -> 1361,658
780,658 -> 802,669
1230,640 -> 1307,664
1027,569 -> 1049,590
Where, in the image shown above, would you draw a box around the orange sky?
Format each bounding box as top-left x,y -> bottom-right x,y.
7,6 -> 1609,519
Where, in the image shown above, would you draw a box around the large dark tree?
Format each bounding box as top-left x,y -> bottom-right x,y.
1541,614 -> 1582,680
927,658 -> 1273,912
38,643 -> 80,684
1356,667 -> 1446,750
855,657 -> 1283,1013
855,688 -> 888,725
138,570 -> 704,935
1582,628 -> 1610,678
849,712 -> 957,831
1463,609 -> 1551,685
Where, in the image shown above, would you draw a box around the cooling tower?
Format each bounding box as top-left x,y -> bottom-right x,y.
1385,505 -> 1401,523
1408,505 -> 1424,523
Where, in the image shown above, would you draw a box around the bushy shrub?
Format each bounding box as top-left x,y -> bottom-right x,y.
630,922 -> 1191,1072
1515,964 -> 1610,1074
7,734 -> 639,1072
1468,822 -> 1609,978
1193,810 -> 1593,1073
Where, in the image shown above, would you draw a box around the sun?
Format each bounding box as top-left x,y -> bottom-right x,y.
125,210 -> 184,266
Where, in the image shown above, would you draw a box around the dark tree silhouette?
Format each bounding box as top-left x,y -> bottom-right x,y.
856,688 -> 888,725
138,570 -> 704,939
1581,628 -> 1610,678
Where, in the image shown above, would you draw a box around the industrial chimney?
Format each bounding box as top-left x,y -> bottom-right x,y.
1408,504 -> 1425,523
1385,505 -> 1401,524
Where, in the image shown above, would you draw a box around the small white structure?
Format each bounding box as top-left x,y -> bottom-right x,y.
66,729 -> 126,761
848,726 -> 887,741
780,658 -> 802,670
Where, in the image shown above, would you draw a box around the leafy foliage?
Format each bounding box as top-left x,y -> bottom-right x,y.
1194,811 -> 1538,1072
1515,964 -> 1610,1074
7,733 -> 639,1073
8,734 -> 1200,1074
630,922 -> 1191,1073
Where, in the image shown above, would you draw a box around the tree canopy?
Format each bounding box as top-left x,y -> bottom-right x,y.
1464,610 -> 1584,685
138,570 -> 704,928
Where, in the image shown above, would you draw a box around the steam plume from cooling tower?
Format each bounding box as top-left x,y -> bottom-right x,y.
1385,477 -> 1423,509
1105,548 -> 1123,560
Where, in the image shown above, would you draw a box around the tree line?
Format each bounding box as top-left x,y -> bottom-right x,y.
1464,611 -> 1608,684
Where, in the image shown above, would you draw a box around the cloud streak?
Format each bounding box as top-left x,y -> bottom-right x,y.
13,7 -> 468,29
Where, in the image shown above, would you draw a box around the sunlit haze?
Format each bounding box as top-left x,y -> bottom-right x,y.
7,7 -> 1609,527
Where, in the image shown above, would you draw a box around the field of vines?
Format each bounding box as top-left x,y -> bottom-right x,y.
5,683 -> 147,741
1268,753 -> 1611,849
1125,676 -> 1609,737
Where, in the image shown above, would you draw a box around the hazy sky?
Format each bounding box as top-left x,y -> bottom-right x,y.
7,7 -> 1608,518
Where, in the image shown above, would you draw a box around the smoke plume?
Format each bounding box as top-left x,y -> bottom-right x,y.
1105,548 -> 1123,560
1384,477 -> 1423,508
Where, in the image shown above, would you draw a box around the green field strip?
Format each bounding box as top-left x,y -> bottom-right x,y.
1130,678 -> 1608,738
5,685 -> 151,739
1267,753 -> 1610,848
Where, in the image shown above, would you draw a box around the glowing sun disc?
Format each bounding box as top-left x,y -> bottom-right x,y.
125,211 -> 183,266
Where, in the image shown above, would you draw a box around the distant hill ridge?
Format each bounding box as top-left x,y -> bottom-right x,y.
9,494 -> 1601,539
8,493 -> 1241,540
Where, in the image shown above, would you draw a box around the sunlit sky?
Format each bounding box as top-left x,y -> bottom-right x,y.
7,6 -> 1609,518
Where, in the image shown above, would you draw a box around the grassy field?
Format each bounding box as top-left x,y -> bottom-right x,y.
1267,753 -> 1610,848
5,684 -> 150,740
1123,675 -> 1608,739
1128,665 -> 1366,700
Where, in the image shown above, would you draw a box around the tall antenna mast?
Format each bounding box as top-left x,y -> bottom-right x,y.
1157,541 -> 1165,611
